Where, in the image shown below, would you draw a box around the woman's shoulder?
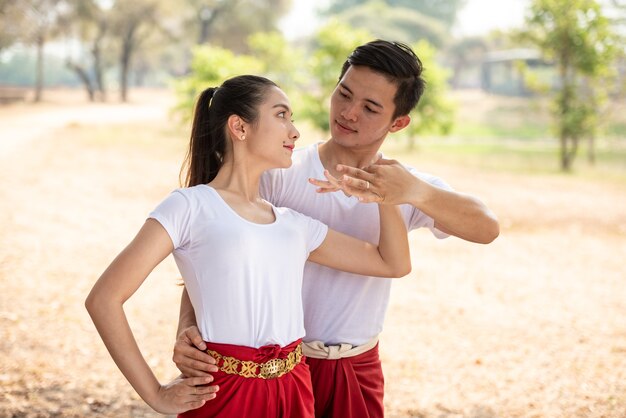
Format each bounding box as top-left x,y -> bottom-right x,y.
171,184 -> 214,200
156,184 -> 215,212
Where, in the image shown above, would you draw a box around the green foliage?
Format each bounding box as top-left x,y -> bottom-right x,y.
406,40 -> 455,147
520,0 -> 618,170
330,1 -> 448,47
182,0 -> 292,53
0,0 -> 22,52
324,0 -> 466,30
172,45 -> 264,121
299,20 -> 372,132
247,31 -> 307,89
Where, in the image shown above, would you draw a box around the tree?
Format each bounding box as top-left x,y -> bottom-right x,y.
173,31 -> 306,124
109,0 -> 161,102
181,0 -> 291,52
324,0 -> 466,31
519,0 -> 617,171
172,45 -> 264,122
62,0 -> 112,101
246,31 -> 307,91
299,20 -> 372,132
0,0 -> 23,53
405,40 -> 455,148
327,1 -> 449,47
9,0 -> 66,102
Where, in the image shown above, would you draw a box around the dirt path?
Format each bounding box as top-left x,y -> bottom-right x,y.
0,89 -> 173,156
1,91 -> 625,418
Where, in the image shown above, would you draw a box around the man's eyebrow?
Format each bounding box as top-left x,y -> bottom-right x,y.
338,82 -> 383,109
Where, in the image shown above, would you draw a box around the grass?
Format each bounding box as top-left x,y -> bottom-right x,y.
377,90 -> 626,184
381,134 -> 626,185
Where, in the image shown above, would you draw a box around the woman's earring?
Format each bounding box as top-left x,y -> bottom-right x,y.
240,135 -> 246,141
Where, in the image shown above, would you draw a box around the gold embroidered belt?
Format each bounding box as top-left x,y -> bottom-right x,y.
206,343 -> 303,379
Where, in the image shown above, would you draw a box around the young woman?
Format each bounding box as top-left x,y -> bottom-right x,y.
85,75 -> 411,417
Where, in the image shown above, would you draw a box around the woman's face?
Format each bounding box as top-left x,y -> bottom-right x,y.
245,86 -> 300,169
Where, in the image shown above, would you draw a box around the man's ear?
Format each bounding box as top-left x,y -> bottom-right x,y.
227,114 -> 247,141
389,115 -> 411,133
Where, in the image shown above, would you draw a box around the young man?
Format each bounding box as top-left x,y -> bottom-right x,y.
173,40 -> 499,417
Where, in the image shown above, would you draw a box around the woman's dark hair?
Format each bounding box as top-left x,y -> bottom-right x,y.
338,39 -> 426,119
181,75 -> 278,187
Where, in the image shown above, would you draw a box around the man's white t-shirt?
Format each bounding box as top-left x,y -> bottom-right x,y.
149,184 -> 328,348
260,142 -> 451,346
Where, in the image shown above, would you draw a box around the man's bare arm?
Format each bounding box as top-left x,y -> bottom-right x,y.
173,288 -> 219,378
310,159 -> 499,244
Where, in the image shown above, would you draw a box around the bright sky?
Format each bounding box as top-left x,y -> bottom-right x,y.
280,0 -> 530,40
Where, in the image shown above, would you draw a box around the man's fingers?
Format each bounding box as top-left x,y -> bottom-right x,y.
177,359 -> 214,377
174,342 -> 217,365
181,327 -> 206,351
336,164 -> 373,180
194,358 -> 218,372
342,175 -> 370,191
375,158 -> 397,165
340,183 -> 385,203
308,178 -> 341,193
190,335 -> 206,351
308,170 -> 343,193
174,352 -> 219,375
322,170 -> 342,188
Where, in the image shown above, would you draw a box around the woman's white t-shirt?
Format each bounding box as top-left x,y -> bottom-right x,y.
149,184 -> 328,348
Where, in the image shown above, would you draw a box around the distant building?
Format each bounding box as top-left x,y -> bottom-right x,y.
480,49 -> 557,96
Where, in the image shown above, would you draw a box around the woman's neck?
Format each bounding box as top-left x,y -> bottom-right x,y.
209,161 -> 264,201
208,159 -> 276,224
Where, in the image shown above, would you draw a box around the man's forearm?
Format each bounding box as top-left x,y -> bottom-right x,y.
177,288 -> 197,338
410,181 -> 499,244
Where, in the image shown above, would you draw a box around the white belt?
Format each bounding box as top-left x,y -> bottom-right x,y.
302,336 -> 379,360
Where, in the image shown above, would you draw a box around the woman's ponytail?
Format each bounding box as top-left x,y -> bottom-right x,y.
182,87 -> 223,187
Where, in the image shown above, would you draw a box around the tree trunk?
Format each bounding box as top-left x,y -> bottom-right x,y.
120,46 -> 130,102
198,7 -> 222,44
66,60 -> 95,101
560,134 -> 571,171
34,33 -> 45,103
587,136 -> 596,165
92,19 -> 107,101
119,27 -> 136,103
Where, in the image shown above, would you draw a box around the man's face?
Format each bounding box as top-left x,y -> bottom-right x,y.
329,65 -> 408,150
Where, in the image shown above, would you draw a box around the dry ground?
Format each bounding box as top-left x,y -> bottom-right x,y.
1,90 -> 625,418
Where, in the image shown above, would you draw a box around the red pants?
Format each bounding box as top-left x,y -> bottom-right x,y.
179,339 -> 314,418
307,343 -> 384,418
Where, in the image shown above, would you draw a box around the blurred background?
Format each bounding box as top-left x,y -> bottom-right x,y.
1,0 -> 625,417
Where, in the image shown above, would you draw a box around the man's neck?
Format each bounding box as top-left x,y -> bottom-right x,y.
318,139 -> 382,178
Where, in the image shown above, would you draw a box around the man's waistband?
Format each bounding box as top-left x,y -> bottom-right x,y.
302,336 -> 379,360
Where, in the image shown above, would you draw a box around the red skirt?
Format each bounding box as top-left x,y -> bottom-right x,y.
179,339 -> 314,418
306,343 -> 384,418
